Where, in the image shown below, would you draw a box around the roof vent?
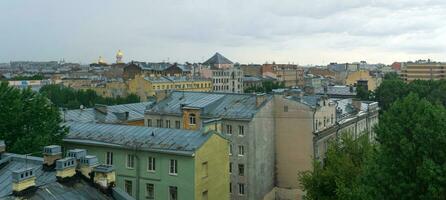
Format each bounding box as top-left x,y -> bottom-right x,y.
55,157 -> 77,181
12,167 -> 36,195
79,155 -> 99,180
68,149 -> 87,160
93,165 -> 116,191
43,145 -> 62,169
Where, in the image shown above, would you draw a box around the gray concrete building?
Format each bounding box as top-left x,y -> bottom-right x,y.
145,91 -> 274,200
144,91 -> 379,200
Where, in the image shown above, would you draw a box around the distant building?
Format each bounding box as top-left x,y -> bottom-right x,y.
400,60 -> 446,82
261,63 -> 304,87
345,70 -> 381,91
201,53 -> 244,93
63,122 -> 229,200
127,75 -> 212,101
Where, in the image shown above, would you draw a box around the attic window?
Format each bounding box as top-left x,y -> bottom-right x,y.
189,113 -> 196,125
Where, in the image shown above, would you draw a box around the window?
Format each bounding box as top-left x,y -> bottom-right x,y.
226,125 -> 232,135
146,183 -> 155,200
229,182 -> 232,193
229,144 -> 233,155
148,157 -> 156,172
166,120 -> 171,128
229,162 -> 232,173
238,183 -> 245,195
175,121 -> 181,129
238,164 -> 244,176
156,119 -> 163,128
331,114 -> 334,124
202,162 -> 208,178
147,119 -> 152,127
238,125 -> 244,136
125,180 -> 133,196
189,113 -> 196,125
169,186 -> 178,200
106,152 -> 113,165
284,105 -> 288,112
323,117 -> 326,127
169,159 -> 178,175
127,154 -> 135,169
202,190 -> 208,200
238,145 -> 245,156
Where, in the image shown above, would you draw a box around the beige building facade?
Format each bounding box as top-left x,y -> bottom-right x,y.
401,61 -> 446,82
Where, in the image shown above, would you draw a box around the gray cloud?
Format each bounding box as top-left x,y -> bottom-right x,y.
0,0 -> 446,64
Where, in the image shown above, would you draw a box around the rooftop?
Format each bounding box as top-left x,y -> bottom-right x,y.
144,76 -> 210,83
203,52 -> 233,65
146,91 -> 272,120
63,102 -> 153,124
64,122 -> 217,156
0,153 -> 113,200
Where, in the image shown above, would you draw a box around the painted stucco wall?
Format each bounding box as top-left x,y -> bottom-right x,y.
63,143 -> 195,200
194,134 -> 230,200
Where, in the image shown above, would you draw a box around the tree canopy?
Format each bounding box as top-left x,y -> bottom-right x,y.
244,80 -> 285,93
39,84 -> 140,109
0,82 -> 67,154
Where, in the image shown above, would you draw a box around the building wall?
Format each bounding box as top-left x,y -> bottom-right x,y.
194,134 -> 230,200
211,68 -> 244,93
128,75 -> 155,101
248,100 -> 275,200
63,143 -> 196,200
401,62 -> 446,82
345,70 -> 379,91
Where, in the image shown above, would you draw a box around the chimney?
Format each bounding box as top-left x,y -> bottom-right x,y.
93,164 -> 116,191
55,157 -> 77,181
79,155 -> 99,180
43,145 -> 62,169
256,93 -> 267,107
12,167 -> 36,195
351,99 -> 362,112
155,90 -> 169,103
68,149 -> 87,171
114,111 -> 130,121
94,104 -> 108,114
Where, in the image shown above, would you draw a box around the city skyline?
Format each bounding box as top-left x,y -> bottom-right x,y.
1,0 -> 446,65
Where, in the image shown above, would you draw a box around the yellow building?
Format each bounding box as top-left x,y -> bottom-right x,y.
92,81 -> 128,98
128,75 -> 212,101
345,70 -> 381,91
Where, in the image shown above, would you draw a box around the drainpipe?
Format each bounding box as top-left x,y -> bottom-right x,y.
134,143 -> 142,200
312,106 -> 317,158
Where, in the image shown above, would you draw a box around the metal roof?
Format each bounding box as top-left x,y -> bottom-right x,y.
64,122 -> 214,156
203,52 -> 233,65
63,102 -> 153,124
0,153 -> 112,200
146,91 -> 272,120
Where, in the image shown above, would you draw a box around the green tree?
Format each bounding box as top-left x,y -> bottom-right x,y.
363,94 -> 446,199
39,84 -> 140,109
299,134 -> 373,200
0,82 -> 67,154
373,77 -> 407,111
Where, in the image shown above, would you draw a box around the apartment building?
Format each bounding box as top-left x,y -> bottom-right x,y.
127,75 -> 212,101
145,91 -> 275,200
63,122 -> 229,200
200,53 -> 244,93
400,60 -> 446,82
261,64 -> 304,87
144,91 -> 379,200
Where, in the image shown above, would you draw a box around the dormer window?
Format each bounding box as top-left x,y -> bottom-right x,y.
189,113 -> 196,125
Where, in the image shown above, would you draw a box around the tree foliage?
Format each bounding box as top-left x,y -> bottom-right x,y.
363,93 -> 446,200
244,80 -> 285,93
0,82 -> 67,154
39,84 -> 140,109
299,134 -> 373,200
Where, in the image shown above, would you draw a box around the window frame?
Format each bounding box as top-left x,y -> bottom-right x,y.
147,156 -> 156,172
146,183 -> 155,200
106,151 -> 113,165
169,159 -> 178,175
238,145 -> 245,156
126,154 -> 135,169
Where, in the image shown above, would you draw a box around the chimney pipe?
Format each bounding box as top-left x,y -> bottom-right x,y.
12,168 -> 36,195
93,164 -> 116,191
0,140 -> 5,157
79,155 -> 99,180
55,157 -> 77,182
43,145 -> 62,169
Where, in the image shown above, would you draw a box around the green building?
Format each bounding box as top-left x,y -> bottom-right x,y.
63,122 -> 229,200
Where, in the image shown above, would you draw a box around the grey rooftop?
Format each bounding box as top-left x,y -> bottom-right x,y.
64,122 -> 216,156
146,91 -> 272,120
203,52 -> 233,65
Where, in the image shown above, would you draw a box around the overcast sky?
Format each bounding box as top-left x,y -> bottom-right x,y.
1,0 -> 446,65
